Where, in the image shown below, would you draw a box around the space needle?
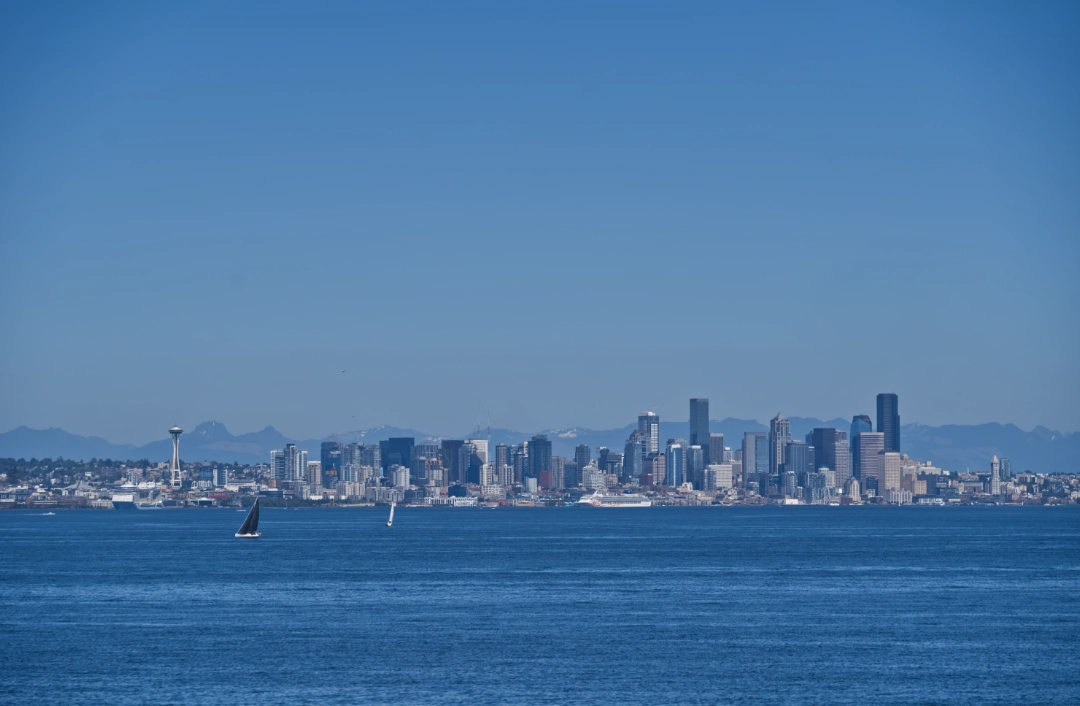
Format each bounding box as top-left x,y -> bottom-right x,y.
169,426 -> 183,490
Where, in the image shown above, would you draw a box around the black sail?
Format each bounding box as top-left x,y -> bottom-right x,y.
237,498 -> 260,535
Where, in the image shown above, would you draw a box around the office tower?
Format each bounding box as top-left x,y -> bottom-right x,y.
878,451 -> 901,493
686,445 -> 705,489
689,399 -> 709,462
877,393 -> 900,453
575,444 -> 591,472
990,455 -> 1001,495
769,414 -> 791,481
392,466 -> 410,489
638,412 -> 660,454
342,443 -> 363,467
623,432 -> 646,481
709,434 -> 725,471
306,460 -> 322,487
169,426 -> 183,489
213,465 -> 228,487
833,440 -> 852,488
321,441 -> 342,476
742,432 -> 768,485
270,449 -> 286,480
809,428 -> 843,472
551,456 -> 567,490
784,441 -> 811,483
666,442 -> 685,487
781,469 -> 797,497
495,444 -> 510,474
850,415 -> 873,445
853,432 -> 885,483
528,434 -> 552,480
383,437 -> 415,471
360,445 -> 381,475
645,452 -> 666,486
563,461 -> 579,488
999,457 -> 1012,481
468,438 -> 489,464
512,444 -> 527,484
597,446 -> 611,471
441,440 -> 464,483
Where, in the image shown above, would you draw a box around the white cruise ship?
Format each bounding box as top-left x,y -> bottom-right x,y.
577,491 -> 651,508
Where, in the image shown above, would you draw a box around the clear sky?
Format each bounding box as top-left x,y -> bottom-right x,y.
1,1 -> 1078,444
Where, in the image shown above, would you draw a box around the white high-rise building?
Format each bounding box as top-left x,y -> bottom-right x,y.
990,455 -> 1001,495
468,439 -> 489,464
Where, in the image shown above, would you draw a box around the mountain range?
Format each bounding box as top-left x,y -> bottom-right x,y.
1,419 -> 1076,475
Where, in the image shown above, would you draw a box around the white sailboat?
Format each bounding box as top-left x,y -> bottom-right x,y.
386,500 -> 395,527
235,498 -> 261,538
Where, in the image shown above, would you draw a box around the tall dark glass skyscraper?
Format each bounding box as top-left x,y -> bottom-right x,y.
574,444 -> 590,471
876,393 -> 900,453
809,428 -> 845,472
528,434 -> 552,480
689,398 -> 710,462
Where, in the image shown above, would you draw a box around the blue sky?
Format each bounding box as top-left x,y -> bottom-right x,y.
1,1 -> 1077,444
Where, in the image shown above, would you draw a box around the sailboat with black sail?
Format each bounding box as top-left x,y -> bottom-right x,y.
235,498 -> 261,538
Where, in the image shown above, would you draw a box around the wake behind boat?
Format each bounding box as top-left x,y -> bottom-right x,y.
235,498 -> 261,538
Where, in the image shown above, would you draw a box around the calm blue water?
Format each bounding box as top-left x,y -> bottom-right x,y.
1,507 -> 1078,705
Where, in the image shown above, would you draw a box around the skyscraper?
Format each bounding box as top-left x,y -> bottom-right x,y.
686,445 -> 705,488
850,415 -> 873,442
742,431 -> 768,488
853,432 -> 885,484
638,412 -> 660,454
528,434 -> 552,480
623,432 -> 645,481
321,441 -> 342,477
689,399 -> 709,462
809,428 -> 843,473
575,444 -> 591,472
709,434 -> 725,472
990,455 -> 1001,495
769,414 -> 791,482
833,440 -> 852,488
441,440 -> 464,484
877,393 -> 900,453
878,451 -> 901,493
784,440 -> 811,484
666,443 -> 685,487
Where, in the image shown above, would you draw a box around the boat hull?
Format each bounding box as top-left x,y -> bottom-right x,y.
234,532 -> 261,538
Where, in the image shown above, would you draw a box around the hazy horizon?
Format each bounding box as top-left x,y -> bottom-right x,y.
2,2 -> 1077,444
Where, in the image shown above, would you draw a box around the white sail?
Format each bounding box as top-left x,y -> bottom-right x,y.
386,500 -> 395,527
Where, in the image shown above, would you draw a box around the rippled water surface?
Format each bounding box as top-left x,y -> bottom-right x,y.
2,506 -> 1078,705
